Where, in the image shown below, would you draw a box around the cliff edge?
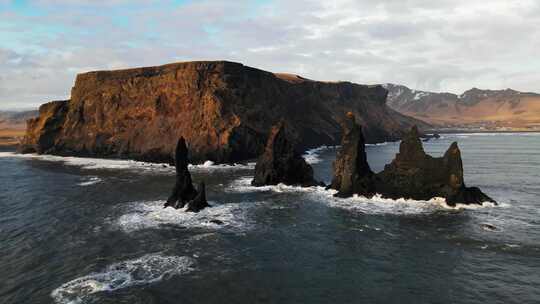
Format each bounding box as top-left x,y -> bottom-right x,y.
20,61 -> 427,163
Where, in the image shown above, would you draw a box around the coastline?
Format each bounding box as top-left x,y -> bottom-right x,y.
427,129 -> 540,134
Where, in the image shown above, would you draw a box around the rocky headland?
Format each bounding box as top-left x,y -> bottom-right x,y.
19,61 -> 427,164
330,114 -> 496,206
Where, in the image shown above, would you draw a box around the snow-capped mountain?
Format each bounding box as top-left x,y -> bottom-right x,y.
383,84 -> 540,130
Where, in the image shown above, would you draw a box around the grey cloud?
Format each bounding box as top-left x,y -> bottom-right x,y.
1,0 -> 539,109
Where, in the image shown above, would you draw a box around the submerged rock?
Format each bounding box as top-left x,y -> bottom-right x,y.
421,133 -> 441,142
252,122 -> 320,187
330,113 -> 377,198
164,138 -> 209,212
330,117 -> 496,206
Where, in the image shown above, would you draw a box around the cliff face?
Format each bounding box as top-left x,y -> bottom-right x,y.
19,101 -> 69,153
20,61 -> 426,163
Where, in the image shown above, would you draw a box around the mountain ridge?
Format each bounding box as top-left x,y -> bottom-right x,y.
384,83 -> 540,130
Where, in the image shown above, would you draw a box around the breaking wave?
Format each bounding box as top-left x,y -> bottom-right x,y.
114,200 -> 256,232
189,160 -> 255,171
51,254 -> 194,304
77,177 -> 102,186
303,146 -> 338,164
227,176 -> 497,215
0,152 -> 253,172
366,142 -> 391,146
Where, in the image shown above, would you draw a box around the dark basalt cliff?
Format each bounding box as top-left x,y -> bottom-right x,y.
20,61 -> 427,163
331,118 -> 496,206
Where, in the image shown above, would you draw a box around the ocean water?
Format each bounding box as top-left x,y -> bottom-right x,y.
0,133 -> 539,304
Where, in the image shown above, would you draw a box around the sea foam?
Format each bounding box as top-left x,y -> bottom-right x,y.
302,145 -> 338,164
51,254 -> 194,304
0,152 -> 253,173
115,200 -> 256,233
227,176 -> 497,215
77,177 -> 102,186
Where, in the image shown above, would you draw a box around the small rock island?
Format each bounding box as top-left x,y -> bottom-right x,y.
251,122 -> 321,187
330,113 -> 496,206
164,137 -> 209,212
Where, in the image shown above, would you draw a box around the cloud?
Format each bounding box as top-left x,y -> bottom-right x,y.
0,0 -> 539,109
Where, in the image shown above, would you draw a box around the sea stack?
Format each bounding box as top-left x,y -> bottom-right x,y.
330,112 -> 377,198
329,116 -> 496,206
252,122 -> 320,187
185,182 -> 210,212
164,137 -> 209,212
376,126 -> 496,206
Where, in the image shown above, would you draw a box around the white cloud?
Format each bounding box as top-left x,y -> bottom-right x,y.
0,0 -> 539,109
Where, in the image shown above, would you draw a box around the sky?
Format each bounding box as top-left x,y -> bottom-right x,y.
0,0 -> 539,109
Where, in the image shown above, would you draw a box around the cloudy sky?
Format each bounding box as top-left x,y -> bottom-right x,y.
0,0 -> 539,109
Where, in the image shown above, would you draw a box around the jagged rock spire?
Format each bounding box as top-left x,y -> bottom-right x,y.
395,125 -> 426,164
252,121 -> 319,187
330,120 -> 496,206
164,137 -> 205,211
330,112 -> 377,197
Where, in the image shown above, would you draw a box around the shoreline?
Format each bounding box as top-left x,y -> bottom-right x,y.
427,129 -> 540,134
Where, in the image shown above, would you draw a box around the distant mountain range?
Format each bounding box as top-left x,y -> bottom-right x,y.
384,84 -> 540,130
0,110 -> 38,129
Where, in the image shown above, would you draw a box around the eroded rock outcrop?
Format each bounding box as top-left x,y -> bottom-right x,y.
330,117 -> 496,206
185,182 -> 210,212
164,137 -> 209,212
376,126 -> 495,205
252,122 -> 320,187
19,61 -> 428,163
330,113 -> 377,197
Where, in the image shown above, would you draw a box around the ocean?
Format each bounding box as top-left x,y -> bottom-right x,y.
0,133 -> 539,304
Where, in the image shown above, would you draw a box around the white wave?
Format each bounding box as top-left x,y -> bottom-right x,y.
77,177 -> 102,186
226,176 -> 497,215
115,200 -> 255,232
366,142 -> 391,146
226,176 -> 309,193
51,254 -> 194,304
0,152 -> 253,172
309,189 -> 497,215
189,160 -> 255,171
302,145 -> 338,164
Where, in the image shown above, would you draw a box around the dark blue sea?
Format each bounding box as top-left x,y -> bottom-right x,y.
1,133 -> 539,304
